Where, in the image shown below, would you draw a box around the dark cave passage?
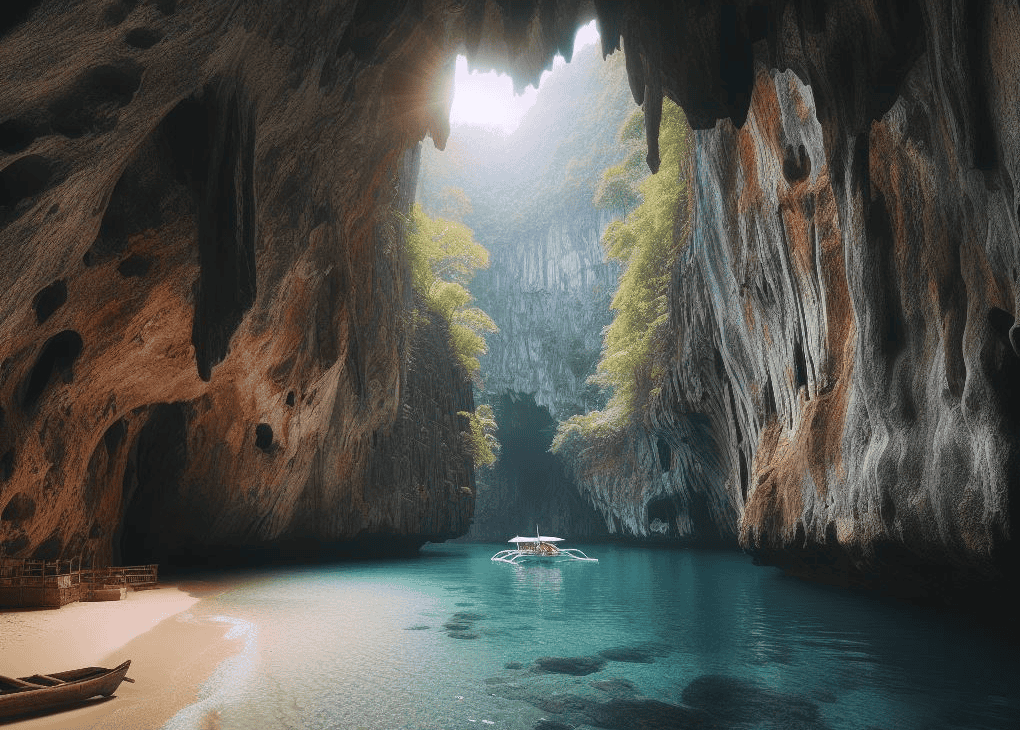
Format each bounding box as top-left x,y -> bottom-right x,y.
494,391 -> 561,506
473,391 -> 608,539
118,402 -> 189,565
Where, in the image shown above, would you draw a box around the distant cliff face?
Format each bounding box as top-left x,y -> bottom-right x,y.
418,45 -> 634,540
1,0 -> 1016,595
463,210 -> 617,540
473,210 -> 618,421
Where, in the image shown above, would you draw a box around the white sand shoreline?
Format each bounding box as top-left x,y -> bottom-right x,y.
1,585 -> 201,673
1,580 -> 245,729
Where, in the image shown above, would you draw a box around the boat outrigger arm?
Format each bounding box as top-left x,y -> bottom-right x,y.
490,526 -> 598,564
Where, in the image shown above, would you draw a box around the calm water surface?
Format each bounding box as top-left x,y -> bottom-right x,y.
164,543 -> 1018,730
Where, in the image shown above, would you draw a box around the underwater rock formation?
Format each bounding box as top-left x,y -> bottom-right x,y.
0,0 -> 1016,597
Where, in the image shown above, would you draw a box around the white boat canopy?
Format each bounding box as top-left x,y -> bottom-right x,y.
508,536 -> 564,543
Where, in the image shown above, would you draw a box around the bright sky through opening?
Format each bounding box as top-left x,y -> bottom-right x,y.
449,20 -> 600,134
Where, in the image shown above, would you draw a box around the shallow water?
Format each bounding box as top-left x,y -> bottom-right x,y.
163,543 -> 1019,730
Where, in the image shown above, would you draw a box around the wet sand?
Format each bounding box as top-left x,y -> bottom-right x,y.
1,580 -> 243,729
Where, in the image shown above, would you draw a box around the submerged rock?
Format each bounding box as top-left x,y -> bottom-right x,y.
681,674 -> 829,729
531,656 -> 608,676
586,698 -> 722,730
532,721 -> 574,730
591,677 -> 640,697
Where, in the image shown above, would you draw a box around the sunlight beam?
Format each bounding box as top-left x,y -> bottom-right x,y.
449,20 -> 600,134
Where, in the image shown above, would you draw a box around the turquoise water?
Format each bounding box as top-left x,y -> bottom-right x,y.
163,543 -> 1018,730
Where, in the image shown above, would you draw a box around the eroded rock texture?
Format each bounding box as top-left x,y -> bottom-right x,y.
465,212 -> 617,540
0,0 -> 1016,595
0,0 -> 475,564
569,0 -> 1019,597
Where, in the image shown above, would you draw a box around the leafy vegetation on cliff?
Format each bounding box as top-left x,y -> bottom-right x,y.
405,203 -> 499,467
418,44 -> 635,426
458,403 -> 500,468
405,203 -> 497,376
552,99 -> 692,453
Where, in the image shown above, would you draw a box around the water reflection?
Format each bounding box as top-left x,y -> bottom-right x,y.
509,563 -> 564,595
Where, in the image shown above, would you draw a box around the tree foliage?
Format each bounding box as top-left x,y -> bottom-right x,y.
458,403 -> 500,468
405,204 -> 498,469
405,203 -> 497,378
592,108 -> 646,215
553,99 -> 692,453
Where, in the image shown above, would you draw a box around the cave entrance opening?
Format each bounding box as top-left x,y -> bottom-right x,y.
117,402 -> 189,566
476,391 -> 604,538
415,20 -> 634,540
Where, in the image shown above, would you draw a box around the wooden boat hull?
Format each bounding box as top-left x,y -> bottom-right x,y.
0,660 -> 132,720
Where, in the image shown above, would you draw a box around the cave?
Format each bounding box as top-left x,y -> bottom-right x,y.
656,437 -> 671,473
473,391 -> 608,539
0,118 -> 35,154
494,391 -> 560,505
0,0 -> 1013,612
21,329 -> 83,409
32,279 -> 67,324
0,154 -> 53,218
118,402 -> 189,566
646,496 -> 679,536
254,423 -> 273,453
123,26 -> 164,49
48,62 -> 143,138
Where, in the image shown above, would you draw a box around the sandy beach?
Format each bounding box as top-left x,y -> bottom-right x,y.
1,580 -> 244,729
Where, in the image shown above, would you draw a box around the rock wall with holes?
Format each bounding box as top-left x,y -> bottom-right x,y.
0,0 -> 478,564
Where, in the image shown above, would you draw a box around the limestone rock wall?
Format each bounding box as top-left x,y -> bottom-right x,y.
465,210 -> 619,541
475,209 -> 618,420
0,0 -> 475,564
571,0 -> 1020,596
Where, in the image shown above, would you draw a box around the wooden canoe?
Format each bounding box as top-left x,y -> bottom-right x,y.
0,660 -> 133,720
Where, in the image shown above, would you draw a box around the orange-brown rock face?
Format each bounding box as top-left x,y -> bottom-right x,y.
0,1 -> 479,565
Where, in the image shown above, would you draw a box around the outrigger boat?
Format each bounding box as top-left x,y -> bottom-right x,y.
0,660 -> 133,720
491,527 -> 598,564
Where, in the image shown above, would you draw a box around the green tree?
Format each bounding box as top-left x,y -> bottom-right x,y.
459,403 -> 500,467
593,110 -> 646,215
405,203 -> 497,378
435,186 -> 473,223
405,204 -> 499,470
553,98 -> 692,452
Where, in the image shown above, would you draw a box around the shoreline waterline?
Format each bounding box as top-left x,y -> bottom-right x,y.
0,579 -> 246,729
